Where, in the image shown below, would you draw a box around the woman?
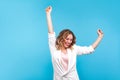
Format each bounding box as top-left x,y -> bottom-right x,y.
46,6 -> 104,80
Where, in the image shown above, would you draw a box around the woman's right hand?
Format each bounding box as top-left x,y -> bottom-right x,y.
46,6 -> 52,14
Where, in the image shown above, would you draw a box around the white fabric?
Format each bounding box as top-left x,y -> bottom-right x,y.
48,32 -> 94,80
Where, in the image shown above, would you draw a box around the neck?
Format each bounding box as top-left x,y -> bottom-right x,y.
61,47 -> 67,54
61,47 -> 67,50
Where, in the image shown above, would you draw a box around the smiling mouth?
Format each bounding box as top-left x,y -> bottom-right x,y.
65,43 -> 71,47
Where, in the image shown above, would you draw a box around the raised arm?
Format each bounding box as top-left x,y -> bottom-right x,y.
92,29 -> 104,49
46,6 -> 54,34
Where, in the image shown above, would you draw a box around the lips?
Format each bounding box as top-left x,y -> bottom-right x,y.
65,43 -> 70,47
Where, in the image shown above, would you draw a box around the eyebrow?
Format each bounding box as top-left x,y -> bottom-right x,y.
66,38 -> 73,40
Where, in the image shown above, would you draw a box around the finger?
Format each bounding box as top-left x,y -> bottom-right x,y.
99,29 -> 101,33
99,29 -> 103,34
97,29 -> 100,33
48,6 -> 50,9
97,29 -> 101,32
49,6 -> 52,9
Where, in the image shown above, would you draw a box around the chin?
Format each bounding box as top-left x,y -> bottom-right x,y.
65,45 -> 70,48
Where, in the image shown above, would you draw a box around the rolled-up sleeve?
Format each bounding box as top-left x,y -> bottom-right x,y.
74,45 -> 95,55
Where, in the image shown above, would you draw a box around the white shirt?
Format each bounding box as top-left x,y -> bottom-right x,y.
48,32 -> 94,80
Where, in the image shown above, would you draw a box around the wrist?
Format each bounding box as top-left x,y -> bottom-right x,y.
46,12 -> 51,14
46,14 -> 51,17
98,35 -> 103,39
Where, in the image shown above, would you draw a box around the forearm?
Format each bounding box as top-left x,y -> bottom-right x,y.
46,13 -> 54,34
92,36 -> 103,49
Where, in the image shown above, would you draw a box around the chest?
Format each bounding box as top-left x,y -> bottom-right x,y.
52,49 -> 77,64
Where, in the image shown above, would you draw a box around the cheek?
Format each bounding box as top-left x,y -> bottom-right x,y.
63,40 -> 66,45
64,39 -> 67,43
66,40 -> 72,44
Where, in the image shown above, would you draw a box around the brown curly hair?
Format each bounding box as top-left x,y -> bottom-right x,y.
55,29 -> 76,50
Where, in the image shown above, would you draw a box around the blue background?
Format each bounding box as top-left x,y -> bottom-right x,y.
0,0 -> 120,80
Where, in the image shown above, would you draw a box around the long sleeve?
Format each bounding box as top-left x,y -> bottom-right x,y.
74,45 -> 95,55
48,32 -> 56,56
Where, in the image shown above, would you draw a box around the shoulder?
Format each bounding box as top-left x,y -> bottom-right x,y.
73,44 -> 81,49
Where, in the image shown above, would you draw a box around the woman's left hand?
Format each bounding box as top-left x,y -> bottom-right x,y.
97,29 -> 104,38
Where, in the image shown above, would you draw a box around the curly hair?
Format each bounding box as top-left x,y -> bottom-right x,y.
55,29 -> 76,50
